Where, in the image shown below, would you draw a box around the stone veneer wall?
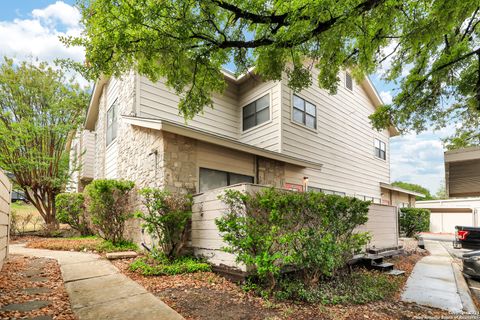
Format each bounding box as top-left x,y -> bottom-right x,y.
257,157 -> 285,188
162,132 -> 197,194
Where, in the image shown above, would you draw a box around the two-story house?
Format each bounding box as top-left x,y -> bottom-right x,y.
71,68 -> 416,201
69,68 -> 419,259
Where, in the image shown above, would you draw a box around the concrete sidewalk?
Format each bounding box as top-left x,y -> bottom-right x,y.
401,240 -> 476,313
10,244 -> 184,320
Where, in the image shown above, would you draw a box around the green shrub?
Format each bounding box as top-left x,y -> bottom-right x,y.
55,193 -> 92,236
129,255 -> 210,275
84,179 -> 135,244
216,188 -> 371,291
136,188 -> 192,260
399,207 -> 430,237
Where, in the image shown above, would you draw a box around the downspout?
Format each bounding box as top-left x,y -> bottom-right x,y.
255,155 -> 260,184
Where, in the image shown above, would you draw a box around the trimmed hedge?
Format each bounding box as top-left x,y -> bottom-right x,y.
399,207 -> 430,237
84,179 -> 135,244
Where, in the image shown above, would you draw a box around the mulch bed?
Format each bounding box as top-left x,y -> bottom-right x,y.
0,255 -> 75,320
112,252 -> 450,320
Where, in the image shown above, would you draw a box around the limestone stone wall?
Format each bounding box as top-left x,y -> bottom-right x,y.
257,157 -> 285,188
94,88 -> 106,179
162,132 -> 197,194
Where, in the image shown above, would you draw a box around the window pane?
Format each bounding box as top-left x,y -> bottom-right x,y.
374,139 -> 380,148
305,115 -> 316,129
375,148 -> 381,158
305,102 -> 316,116
229,173 -> 254,185
380,141 -> 386,151
256,94 -> 269,111
293,108 -> 304,124
293,95 -> 304,111
380,150 -> 386,160
199,168 -> 228,192
243,102 -> 255,117
256,108 -> 270,125
308,186 -> 321,192
243,115 -> 255,131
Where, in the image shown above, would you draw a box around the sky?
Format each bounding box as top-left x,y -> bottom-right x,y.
0,1 -> 448,194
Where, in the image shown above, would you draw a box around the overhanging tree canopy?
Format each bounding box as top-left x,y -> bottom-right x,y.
65,0 -> 480,144
0,58 -> 89,228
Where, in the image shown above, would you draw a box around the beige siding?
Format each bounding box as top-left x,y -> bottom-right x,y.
356,204 -> 398,249
191,184 -> 249,271
281,70 -> 390,198
139,77 -> 240,139
196,141 -> 256,183
105,141 -> 118,179
448,160 -> 480,197
0,171 -> 11,269
81,130 -> 96,179
238,79 -> 282,152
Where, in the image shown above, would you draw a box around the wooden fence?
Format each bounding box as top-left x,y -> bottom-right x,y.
0,170 -> 12,269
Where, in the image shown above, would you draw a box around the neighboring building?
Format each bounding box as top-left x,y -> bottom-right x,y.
417,198 -> 480,233
417,146 -> 480,233
70,68 -> 414,245
444,146 -> 480,198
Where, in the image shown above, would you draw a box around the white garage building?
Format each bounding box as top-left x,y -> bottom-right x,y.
416,198 -> 480,234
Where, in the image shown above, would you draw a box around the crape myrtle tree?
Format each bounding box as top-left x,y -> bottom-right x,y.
64,0 -> 480,145
0,58 -> 89,230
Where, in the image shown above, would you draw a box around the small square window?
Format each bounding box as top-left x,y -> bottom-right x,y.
292,95 -> 316,129
242,94 -> 270,131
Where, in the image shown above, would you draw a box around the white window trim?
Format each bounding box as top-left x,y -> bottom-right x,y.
241,92 -> 273,134
289,93 -> 318,133
106,99 -> 118,146
373,137 -> 387,162
345,72 -> 353,92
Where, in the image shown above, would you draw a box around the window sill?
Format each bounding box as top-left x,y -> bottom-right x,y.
289,119 -> 318,133
241,118 -> 273,135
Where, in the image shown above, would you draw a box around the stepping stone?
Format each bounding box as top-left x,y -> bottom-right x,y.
0,300 -> 51,312
21,287 -> 52,295
28,276 -> 49,282
22,269 -> 43,277
27,316 -> 53,320
106,251 -> 138,260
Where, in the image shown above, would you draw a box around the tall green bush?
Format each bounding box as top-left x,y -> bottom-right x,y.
216,188 -> 371,290
55,193 -> 92,236
399,207 -> 430,237
84,179 -> 135,244
136,188 -> 192,260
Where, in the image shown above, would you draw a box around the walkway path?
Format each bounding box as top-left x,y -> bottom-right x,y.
10,244 -> 184,320
401,240 -> 476,313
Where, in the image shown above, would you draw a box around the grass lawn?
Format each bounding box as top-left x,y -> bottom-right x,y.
10,202 -> 44,232
25,236 -> 138,253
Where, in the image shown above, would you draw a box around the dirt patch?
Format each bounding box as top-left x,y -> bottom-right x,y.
0,255 -> 75,320
112,253 -> 449,320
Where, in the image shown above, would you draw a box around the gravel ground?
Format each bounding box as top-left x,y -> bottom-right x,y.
0,255 -> 76,320
112,253 -> 448,320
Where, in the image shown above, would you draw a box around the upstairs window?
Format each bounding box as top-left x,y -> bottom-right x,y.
345,72 -> 353,91
106,100 -> 118,146
242,94 -> 270,131
308,186 -> 346,196
374,138 -> 386,160
292,95 -> 316,129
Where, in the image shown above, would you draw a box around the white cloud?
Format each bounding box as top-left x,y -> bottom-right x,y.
390,132 -> 446,194
0,1 -> 88,86
379,91 -> 393,104
32,1 -> 81,28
